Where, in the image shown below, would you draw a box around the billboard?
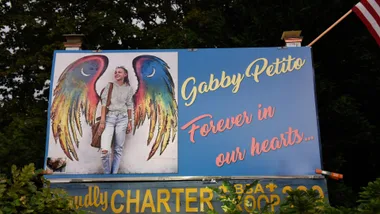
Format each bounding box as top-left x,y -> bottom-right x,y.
44,47 -> 322,178
51,178 -> 328,213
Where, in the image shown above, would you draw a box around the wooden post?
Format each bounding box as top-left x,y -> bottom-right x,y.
307,10 -> 352,47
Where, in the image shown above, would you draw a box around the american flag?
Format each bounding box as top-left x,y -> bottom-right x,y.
352,0 -> 380,46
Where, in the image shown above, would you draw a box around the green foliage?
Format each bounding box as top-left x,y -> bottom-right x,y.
206,180 -> 272,214
0,163 -> 85,214
208,178 -> 380,214
279,189 -> 332,214
356,178 -> 380,214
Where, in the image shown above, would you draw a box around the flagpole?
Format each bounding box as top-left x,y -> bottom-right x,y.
307,9 -> 353,47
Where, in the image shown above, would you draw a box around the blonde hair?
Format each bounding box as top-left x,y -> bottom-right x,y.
116,66 -> 130,85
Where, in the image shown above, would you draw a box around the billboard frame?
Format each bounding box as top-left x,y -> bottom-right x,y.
47,175 -> 325,183
44,47 -> 324,181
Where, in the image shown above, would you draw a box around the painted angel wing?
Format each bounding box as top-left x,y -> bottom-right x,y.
50,55 -> 108,161
132,55 -> 178,160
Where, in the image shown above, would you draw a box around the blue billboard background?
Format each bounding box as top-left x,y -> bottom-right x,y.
45,47 -> 322,179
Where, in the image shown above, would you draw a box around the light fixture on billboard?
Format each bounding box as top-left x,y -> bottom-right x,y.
315,168 -> 343,180
63,34 -> 85,50
281,30 -> 303,47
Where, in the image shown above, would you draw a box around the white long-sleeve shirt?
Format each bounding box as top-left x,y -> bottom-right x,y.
101,82 -> 134,116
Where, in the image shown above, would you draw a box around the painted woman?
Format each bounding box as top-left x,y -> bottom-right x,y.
99,66 -> 134,174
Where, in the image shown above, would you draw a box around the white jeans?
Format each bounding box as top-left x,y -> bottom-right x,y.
100,113 -> 129,174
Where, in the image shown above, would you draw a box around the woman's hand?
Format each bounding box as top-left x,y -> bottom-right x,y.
126,121 -> 132,134
99,121 -> 106,133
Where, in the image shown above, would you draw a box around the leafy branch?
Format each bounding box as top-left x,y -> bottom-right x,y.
205,179 -> 273,214
0,164 -> 87,214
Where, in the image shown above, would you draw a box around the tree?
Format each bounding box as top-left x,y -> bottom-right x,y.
0,164 -> 84,213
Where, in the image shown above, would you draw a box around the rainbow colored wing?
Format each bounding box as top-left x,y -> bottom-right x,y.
50,55 -> 108,161
132,55 -> 178,160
